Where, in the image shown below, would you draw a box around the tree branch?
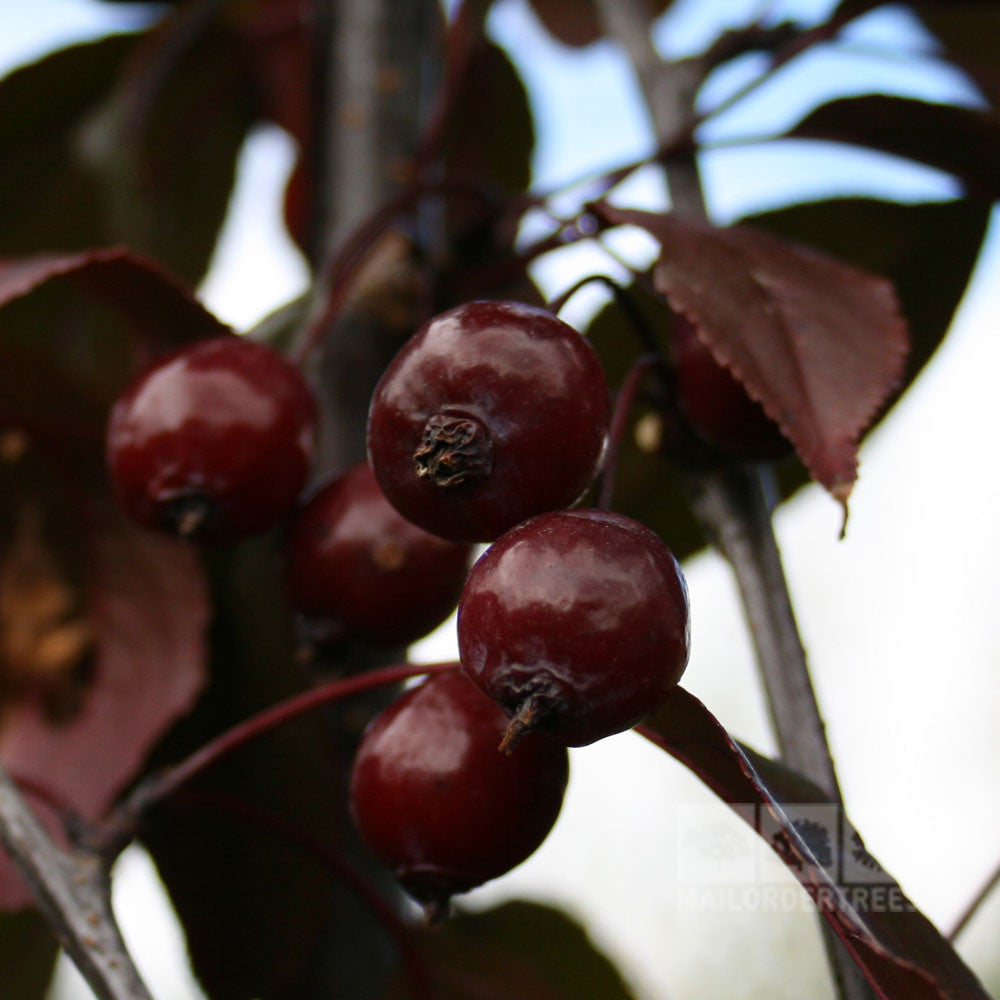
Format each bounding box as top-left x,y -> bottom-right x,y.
949,853 -> 1000,942
295,0 -> 436,475
0,765 -> 153,1000
593,4 -> 873,997
594,0 -> 705,219
682,464 -> 842,798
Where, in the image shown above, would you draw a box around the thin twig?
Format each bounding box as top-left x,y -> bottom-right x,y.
101,661 -> 457,850
0,764 -> 153,1000
949,855 -> 1000,942
594,0 -> 706,219
598,355 -> 657,510
689,9 -> 867,139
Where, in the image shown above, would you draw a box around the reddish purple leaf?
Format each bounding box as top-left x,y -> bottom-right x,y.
639,688 -> 990,1000
385,900 -> 636,999
0,247 -> 219,908
895,5 -> 1000,107
0,248 -> 232,445
597,205 -> 908,511
445,41 -> 535,196
525,0 -> 673,48
787,96 -> 1000,200
0,247 -> 230,349
0,515 -> 208,908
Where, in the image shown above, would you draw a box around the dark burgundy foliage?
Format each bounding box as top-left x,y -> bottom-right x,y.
525,0 -> 673,48
914,4 -> 1000,107
596,204 -> 908,512
0,252 -> 216,907
0,516 -> 209,909
458,509 -> 690,747
741,197 -> 989,406
0,250 -> 231,449
382,900 -> 637,999
639,688 -> 990,1000
367,300 -> 610,542
787,95 -> 1000,201
0,248 -> 229,350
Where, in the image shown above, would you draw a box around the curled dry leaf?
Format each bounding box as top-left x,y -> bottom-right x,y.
595,205 -> 909,518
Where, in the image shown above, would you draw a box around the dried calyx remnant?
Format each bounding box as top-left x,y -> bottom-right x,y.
159,491 -> 218,539
414,412 -> 493,488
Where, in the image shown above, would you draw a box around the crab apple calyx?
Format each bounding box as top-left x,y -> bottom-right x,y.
367,299 -> 611,542
457,508 -> 691,747
414,410 -> 493,488
158,489 -> 218,539
349,668 -> 569,912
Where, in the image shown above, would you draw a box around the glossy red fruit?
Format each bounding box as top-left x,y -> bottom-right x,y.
285,462 -> 473,648
349,668 -> 569,915
458,509 -> 690,748
366,301 -> 610,543
671,315 -> 790,461
106,336 -> 317,543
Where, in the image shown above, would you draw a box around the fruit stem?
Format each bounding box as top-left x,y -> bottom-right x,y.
102,661 -> 458,849
421,897 -> 452,927
598,354 -> 657,510
498,696 -> 545,755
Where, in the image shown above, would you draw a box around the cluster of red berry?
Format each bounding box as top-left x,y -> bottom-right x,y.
105,300 -> 694,917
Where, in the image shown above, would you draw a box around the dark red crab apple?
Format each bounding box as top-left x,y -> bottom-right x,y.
458,508 -> 690,748
349,668 -> 569,917
106,336 -> 317,543
366,300 -> 610,543
670,314 -> 790,461
285,462 -> 473,648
